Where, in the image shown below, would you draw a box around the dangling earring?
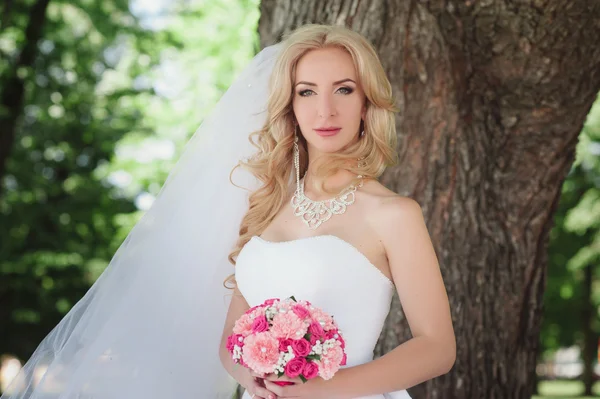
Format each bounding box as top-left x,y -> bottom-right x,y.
360,129 -> 365,138
293,124 -> 301,193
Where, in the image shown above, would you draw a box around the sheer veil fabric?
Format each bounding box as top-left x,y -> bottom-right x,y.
2,43 -> 283,398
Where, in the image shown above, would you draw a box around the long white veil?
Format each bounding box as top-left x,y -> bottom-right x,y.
2,42 -> 283,399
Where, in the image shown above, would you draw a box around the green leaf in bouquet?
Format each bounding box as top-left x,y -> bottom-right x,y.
299,375 -> 307,383
277,370 -> 284,378
289,295 -> 297,302
306,354 -> 321,361
304,333 -> 312,341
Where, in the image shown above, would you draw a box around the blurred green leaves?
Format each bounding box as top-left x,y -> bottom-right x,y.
0,0 -> 259,361
541,94 -> 600,357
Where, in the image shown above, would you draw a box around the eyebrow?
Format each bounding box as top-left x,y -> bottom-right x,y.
294,78 -> 356,87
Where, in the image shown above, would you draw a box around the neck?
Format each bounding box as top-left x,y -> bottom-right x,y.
301,141 -> 363,200
302,165 -> 359,200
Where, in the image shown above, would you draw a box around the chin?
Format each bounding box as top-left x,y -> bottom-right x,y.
308,136 -> 355,153
312,142 -> 348,154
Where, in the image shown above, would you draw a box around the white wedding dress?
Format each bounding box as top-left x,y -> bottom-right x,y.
235,235 -> 412,399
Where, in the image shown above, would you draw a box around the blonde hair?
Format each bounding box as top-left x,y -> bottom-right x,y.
224,24 -> 398,288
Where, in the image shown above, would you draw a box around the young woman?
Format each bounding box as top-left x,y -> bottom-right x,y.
219,24 -> 455,399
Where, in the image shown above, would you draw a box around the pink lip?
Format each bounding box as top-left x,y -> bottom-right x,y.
314,127 -> 341,137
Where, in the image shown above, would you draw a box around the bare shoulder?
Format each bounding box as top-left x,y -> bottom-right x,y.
360,179 -> 421,217
359,179 -> 424,242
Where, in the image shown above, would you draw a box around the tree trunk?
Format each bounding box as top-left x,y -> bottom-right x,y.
582,264 -> 595,396
0,0 -> 51,200
258,1 -> 600,398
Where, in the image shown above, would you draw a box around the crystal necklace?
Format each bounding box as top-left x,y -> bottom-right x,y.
291,175 -> 364,230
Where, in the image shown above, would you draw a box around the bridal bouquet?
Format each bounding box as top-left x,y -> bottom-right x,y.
226,296 -> 347,385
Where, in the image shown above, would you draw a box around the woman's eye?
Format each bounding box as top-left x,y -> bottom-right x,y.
297,87 -> 353,97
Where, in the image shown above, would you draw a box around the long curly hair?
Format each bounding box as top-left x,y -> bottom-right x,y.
224,24 -> 398,288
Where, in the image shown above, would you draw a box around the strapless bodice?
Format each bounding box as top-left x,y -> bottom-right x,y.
234,235 -> 412,399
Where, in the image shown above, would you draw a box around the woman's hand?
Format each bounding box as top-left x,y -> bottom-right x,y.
239,368 -> 279,399
261,373 -> 341,399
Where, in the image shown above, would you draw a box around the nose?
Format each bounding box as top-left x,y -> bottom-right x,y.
317,93 -> 336,118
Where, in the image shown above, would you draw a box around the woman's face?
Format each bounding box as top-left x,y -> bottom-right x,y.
292,47 -> 366,156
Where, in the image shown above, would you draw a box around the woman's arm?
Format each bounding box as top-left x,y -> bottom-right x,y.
262,196 -> 456,399
331,196 -> 456,397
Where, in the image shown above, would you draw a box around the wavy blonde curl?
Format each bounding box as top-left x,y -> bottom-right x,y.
224,24 -> 399,289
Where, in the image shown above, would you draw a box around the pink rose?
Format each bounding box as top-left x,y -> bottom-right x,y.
292,305 -> 310,319
309,334 -> 319,346
226,334 -> 243,351
291,338 -> 311,357
226,335 -> 235,352
284,356 -> 307,378
308,321 -> 325,339
279,338 -> 293,352
264,298 -> 277,306
251,316 -> 269,333
302,361 -> 319,380
341,352 -> 347,366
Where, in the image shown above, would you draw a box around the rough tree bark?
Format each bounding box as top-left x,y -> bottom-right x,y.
258,1 -> 600,398
0,0 -> 51,200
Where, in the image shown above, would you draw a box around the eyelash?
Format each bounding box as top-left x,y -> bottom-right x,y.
297,87 -> 354,97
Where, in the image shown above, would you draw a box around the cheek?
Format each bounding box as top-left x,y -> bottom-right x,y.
340,97 -> 365,120
292,100 -> 312,123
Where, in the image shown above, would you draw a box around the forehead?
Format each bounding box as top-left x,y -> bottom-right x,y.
294,47 -> 357,82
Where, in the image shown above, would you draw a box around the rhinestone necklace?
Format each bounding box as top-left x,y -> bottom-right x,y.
291,175 -> 364,230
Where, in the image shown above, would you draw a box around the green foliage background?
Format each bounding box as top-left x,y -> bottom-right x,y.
0,0 -> 260,360
541,96 -> 600,358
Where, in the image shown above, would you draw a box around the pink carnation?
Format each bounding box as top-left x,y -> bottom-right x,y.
317,344 -> 344,380
242,332 -> 280,375
310,308 -> 336,331
247,304 -> 264,313
232,313 -> 254,337
270,311 -> 307,339
233,307 -> 265,337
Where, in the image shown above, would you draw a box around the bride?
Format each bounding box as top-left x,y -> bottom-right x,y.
218,24 -> 455,399
1,24 -> 454,399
